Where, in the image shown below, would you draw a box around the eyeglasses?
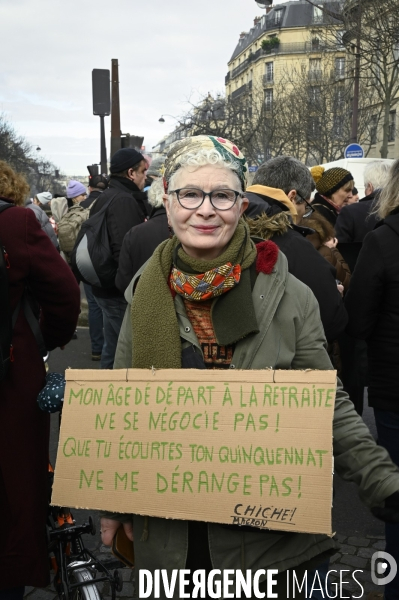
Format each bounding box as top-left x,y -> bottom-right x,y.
169,187 -> 244,210
296,192 -> 315,217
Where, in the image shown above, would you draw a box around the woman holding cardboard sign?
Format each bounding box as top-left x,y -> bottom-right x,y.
102,136 -> 399,599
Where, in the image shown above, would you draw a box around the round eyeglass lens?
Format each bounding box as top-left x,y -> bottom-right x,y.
177,188 -> 237,209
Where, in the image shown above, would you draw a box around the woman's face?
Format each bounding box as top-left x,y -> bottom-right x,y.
164,165 -> 248,260
72,193 -> 87,204
330,184 -> 353,208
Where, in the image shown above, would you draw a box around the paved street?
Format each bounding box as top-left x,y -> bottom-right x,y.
24,328 -> 386,599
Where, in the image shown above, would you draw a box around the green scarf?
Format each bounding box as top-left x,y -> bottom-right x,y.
131,220 -> 258,369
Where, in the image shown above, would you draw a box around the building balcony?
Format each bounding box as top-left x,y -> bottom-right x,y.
231,81 -> 252,99
228,42 -> 335,82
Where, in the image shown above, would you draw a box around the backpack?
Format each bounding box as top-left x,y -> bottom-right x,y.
71,193 -> 119,288
58,204 -> 92,258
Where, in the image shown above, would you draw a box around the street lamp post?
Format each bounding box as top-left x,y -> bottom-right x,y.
158,114 -> 178,123
254,0 -> 272,7
350,0 -> 362,143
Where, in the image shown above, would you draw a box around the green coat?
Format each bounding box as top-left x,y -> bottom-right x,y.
114,250 -> 399,598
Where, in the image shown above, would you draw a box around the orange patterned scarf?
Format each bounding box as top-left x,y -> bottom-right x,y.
170,262 -> 241,301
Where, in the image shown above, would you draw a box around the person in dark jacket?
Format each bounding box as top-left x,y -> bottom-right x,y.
0,163 -> 81,596
335,161 -> 391,243
116,177 -> 169,294
79,175 -> 109,360
244,156 -> 348,343
310,166 -> 354,226
80,174 -> 108,209
89,148 -> 149,368
345,158 -> 399,600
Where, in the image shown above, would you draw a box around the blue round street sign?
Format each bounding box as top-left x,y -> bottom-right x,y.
344,144 -> 364,159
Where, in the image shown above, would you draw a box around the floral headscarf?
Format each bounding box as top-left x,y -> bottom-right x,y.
163,135 -> 249,190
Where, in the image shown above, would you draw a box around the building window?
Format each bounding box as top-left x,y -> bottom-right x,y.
336,87 -> 345,110
335,58 -> 346,79
370,115 -> 378,144
274,9 -> 283,25
333,116 -> 344,138
336,31 -> 345,49
309,58 -> 322,81
265,62 -> 274,83
311,37 -> 320,50
389,111 -> 396,142
309,86 -> 321,105
265,89 -> 273,111
313,6 -> 323,23
308,117 -> 320,138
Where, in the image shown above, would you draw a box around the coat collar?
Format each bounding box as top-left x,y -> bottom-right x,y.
246,185 -> 298,220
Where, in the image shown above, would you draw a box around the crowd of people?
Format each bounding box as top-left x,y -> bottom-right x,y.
0,139 -> 399,599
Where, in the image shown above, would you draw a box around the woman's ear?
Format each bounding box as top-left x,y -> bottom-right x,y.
240,196 -> 249,215
163,194 -> 171,218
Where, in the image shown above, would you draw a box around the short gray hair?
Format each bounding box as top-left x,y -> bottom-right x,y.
363,161 -> 391,191
168,148 -> 242,192
147,177 -> 164,209
253,156 -> 315,199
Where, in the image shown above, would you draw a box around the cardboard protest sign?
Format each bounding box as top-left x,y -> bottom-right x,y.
52,369 -> 336,535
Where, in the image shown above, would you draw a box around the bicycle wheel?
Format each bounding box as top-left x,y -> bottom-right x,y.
69,565 -> 102,600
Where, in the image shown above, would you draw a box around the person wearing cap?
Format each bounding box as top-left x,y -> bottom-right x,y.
50,180 -> 88,226
66,180 -> 87,205
310,166 -> 354,225
27,192 -> 59,248
80,174 -> 109,209
243,156 -> 348,343
88,148 -> 149,369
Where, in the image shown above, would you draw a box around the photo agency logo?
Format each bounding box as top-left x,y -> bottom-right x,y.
371,551 -> 397,586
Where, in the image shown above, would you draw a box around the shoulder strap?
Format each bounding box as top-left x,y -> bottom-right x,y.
91,192 -> 119,217
88,191 -> 103,210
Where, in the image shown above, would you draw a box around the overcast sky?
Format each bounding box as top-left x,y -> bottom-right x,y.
1,0 -> 289,175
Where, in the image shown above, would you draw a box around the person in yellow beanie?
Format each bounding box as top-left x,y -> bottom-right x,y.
310,166 -> 354,225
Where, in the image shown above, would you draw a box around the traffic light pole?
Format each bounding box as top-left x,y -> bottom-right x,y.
110,59 -> 121,158
100,115 -> 107,174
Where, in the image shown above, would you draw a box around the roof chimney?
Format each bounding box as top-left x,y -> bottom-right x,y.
254,16 -> 261,25
239,31 -> 247,40
266,6 -> 272,13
